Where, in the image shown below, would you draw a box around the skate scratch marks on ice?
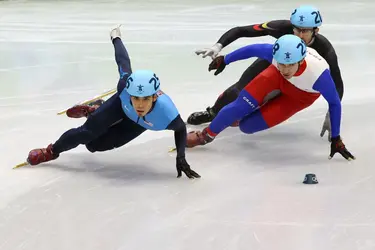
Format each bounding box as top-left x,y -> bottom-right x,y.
0,59 -> 112,72
353,176 -> 373,185
0,88 -> 96,100
253,232 -> 261,243
39,176 -> 63,188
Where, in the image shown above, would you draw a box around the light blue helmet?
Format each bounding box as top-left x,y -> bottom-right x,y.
272,34 -> 307,64
125,70 -> 160,97
290,5 -> 323,28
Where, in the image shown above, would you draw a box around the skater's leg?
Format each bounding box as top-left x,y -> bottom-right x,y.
53,93 -> 125,154
239,92 -> 319,134
27,93 -> 126,165
207,65 -> 283,133
211,58 -> 272,113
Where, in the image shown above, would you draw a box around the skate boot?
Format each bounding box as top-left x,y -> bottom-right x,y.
27,144 -> 59,166
66,99 -> 104,118
110,25 -> 122,41
186,127 -> 215,148
187,107 -> 216,125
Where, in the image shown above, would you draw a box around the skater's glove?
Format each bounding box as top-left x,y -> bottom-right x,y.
176,156 -> 201,179
329,136 -> 356,161
320,111 -> 331,142
195,43 -> 223,59
208,56 -> 226,76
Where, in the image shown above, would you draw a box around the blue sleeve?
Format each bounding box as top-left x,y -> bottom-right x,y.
312,69 -> 342,137
224,43 -> 274,65
112,38 -> 132,79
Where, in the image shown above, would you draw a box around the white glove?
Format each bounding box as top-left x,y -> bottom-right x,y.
320,111 -> 331,142
195,43 -> 223,59
110,24 -> 122,40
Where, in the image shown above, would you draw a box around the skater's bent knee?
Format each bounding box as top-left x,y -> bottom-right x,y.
239,123 -> 256,134
85,140 -> 117,153
239,111 -> 269,134
85,143 -> 97,153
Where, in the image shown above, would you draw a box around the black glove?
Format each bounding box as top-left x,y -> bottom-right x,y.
208,55 -> 226,75
329,136 -> 356,161
176,156 -> 201,179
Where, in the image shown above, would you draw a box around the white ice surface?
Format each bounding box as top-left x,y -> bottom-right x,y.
0,0 -> 375,249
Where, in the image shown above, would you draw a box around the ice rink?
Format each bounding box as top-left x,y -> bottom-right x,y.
1,0 -> 375,249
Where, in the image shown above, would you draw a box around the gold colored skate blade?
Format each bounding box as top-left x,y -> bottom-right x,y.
168,147 -> 177,152
57,88 -> 117,115
168,146 -> 197,152
13,161 -> 29,169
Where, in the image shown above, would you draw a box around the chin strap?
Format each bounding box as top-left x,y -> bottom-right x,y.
306,36 -> 315,46
306,29 -> 318,46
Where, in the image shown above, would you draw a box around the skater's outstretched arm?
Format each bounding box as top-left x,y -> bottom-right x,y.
196,20 -> 291,59
113,38 -> 132,78
208,43 -> 274,75
224,43 -> 274,65
110,26 -> 133,93
167,115 -> 201,178
217,20 -> 292,48
167,115 -> 187,158
313,69 -> 342,138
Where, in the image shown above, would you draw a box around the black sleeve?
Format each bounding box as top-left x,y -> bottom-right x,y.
217,20 -> 293,47
166,115 -> 186,158
112,38 -> 133,93
112,38 -> 132,78
324,48 -> 344,100
312,35 -> 344,100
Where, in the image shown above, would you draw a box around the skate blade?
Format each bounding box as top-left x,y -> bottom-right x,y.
13,161 -> 29,169
168,147 -> 196,152
168,147 -> 177,152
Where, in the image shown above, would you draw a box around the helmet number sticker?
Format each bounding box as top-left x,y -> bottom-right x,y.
272,43 -> 280,55
297,42 -> 306,56
126,76 -> 133,89
311,11 -> 322,24
149,74 -> 160,91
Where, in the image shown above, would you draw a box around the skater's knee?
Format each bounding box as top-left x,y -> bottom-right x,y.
239,122 -> 263,134
85,138 -> 108,153
85,143 -> 97,153
239,111 -> 269,134
85,139 -> 117,153
239,122 -> 256,134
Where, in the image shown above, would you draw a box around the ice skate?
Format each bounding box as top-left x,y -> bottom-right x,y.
187,107 -> 216,125
66,99 -> 104,118
27,144 -> 59,166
